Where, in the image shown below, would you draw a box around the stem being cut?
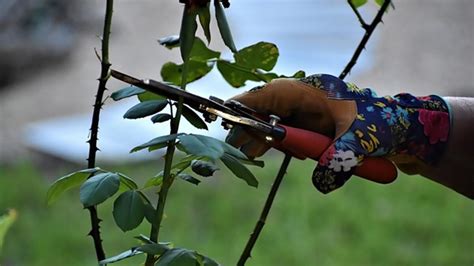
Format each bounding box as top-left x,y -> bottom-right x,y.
238,1 -> 392,264
144,58 -> 190,266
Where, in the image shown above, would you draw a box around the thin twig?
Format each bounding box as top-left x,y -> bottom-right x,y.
347,0 -> 369,30
237,154 -> 292,266
86,0 -> 114,262
340,0 -> 391,80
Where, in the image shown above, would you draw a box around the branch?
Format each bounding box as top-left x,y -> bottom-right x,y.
237,154 -> 292,266
347,0 -> 369,30
86,0 -> 114,262
339,0 -> 391,80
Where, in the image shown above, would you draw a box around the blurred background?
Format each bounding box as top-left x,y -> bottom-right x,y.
0,0 -> 473,265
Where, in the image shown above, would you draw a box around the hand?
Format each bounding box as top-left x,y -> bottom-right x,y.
226,74 -> 450,193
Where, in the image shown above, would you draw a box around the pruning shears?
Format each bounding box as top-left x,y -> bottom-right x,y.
111,69 -> 396,181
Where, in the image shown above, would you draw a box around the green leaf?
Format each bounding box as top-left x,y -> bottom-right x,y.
151,113 -> 172,123
220,153 -> 258,187
182,105 -> 208,130
288,70 -> 306,79
124,100 -> 168,119
158,35 -> 180,49
177,173 -> 201,185
118,172 -> 139,191
80,172 -> 120,207
161,60 -> 213,87
216,60 -> 260,88
46,168 -> 103,205
131,134 -> 182,153
221,141 -> 249,161
177,134 -> 224,160
234,42 -> 279,71
189,38 -> 220,62
215,0 -> 237,53
351,0 -> 368,7
144,201 -> 156,224
143,174 -> 163,189
113,190 -> 146,232
254,71 -> 279,83
171,155 -> 198,173
196,252 -> 220,266
197,4 -> 212,43
135,234 -> 155,244
156,248 -> 219,266
99,248 -> 143,265
0,209 -> 17,252
111,86 -> 146,101
155,248 -> 198,266
374,0 -> 383,7
191,160 -> 219,177
239,158 -> 265,167
180,5 -> 198,62
137,243 -> 169,255
138,91 -> 165,102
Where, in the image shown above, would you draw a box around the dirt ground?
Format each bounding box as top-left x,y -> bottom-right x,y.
0,0 -> 473,163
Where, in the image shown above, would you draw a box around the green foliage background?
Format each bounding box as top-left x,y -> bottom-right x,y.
1,157 -> 472,265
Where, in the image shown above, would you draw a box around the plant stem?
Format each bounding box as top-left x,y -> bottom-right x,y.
238,1 -> 392,265
144,62 -> 189,266
347,0 -> 369,30
339,0 -> 391,80
85,0 -> 114,262
237,154 -> 292,266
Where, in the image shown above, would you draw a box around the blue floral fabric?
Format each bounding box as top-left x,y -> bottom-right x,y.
299,74 -> 450,193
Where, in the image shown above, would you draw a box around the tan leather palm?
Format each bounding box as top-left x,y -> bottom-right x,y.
226,78 -> 357,157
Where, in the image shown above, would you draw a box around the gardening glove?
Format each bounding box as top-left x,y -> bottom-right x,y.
225,74 -> 451,193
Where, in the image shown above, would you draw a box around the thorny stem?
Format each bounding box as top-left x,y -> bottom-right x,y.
238,1 -> 392,265
347,0 -> 369,30
85,0 -> 114,262
237,155 -> 292,266
340,0 -> 391,80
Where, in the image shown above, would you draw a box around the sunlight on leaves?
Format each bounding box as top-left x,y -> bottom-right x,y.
350,0 -> 368,8
234,42 -> 279,71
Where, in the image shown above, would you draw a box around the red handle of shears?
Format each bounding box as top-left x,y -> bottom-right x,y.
277,125 -> 397,183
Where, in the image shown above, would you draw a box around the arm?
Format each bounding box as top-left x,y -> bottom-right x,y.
395,97 -> 474,199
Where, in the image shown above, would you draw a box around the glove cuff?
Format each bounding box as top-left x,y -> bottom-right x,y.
394,93 -> 451,165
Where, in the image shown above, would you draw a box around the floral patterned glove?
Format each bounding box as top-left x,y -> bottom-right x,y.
226,74 -> 450,194
300,75 -> 450,193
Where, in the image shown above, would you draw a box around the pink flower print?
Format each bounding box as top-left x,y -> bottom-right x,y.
418,109 -> 449,144
319,145 -> 336,166
417,96 -> 432,101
